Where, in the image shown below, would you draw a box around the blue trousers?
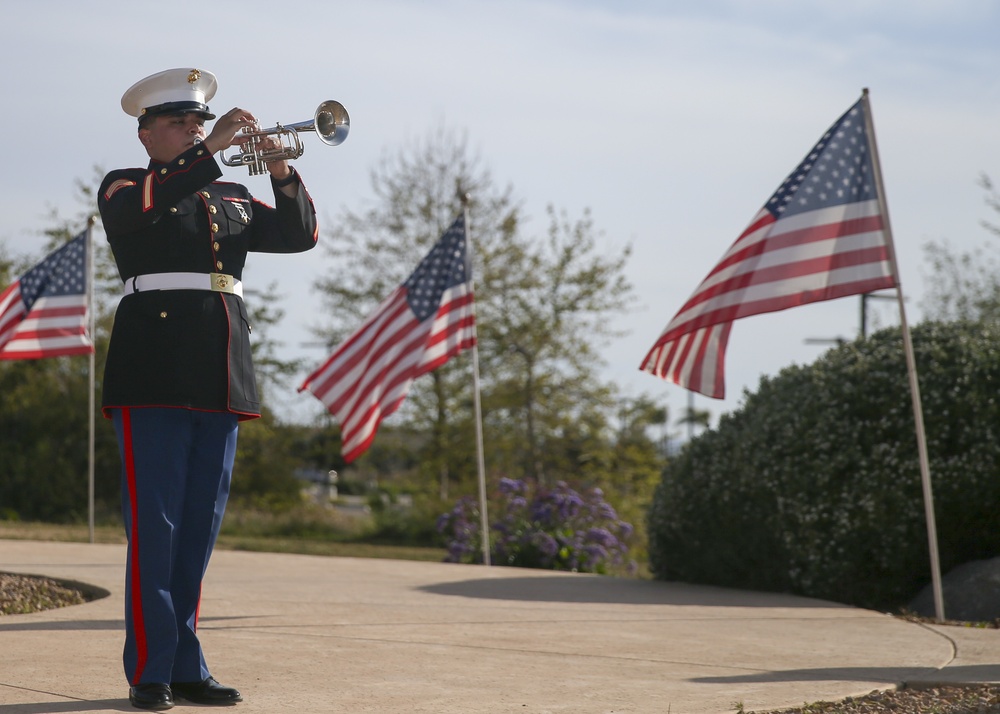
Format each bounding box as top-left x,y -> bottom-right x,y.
112,407 -> 239,685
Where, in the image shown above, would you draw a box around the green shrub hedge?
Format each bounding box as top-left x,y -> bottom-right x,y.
647,320 -> 1000,611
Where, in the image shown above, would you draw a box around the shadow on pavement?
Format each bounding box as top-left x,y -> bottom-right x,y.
691,665 -> 964,684
0,699 -> 131,713
418,575 -> 849,607
0,615 -> 257,633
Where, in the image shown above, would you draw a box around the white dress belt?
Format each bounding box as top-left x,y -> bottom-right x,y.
123,272 -> 243,298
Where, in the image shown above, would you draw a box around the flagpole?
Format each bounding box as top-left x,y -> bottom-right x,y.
460,193 -> 491,566
861,88 -> 944,621
87,216 -> 97,544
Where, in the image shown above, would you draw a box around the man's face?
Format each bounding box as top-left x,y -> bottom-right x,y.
138,112 -> 207,162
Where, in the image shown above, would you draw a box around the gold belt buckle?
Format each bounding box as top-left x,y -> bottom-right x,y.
210,272 -> 235,293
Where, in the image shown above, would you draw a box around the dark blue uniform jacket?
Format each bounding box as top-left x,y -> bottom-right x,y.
98,143 -> 317,420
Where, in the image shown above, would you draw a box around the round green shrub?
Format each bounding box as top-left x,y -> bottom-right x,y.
647,320 -> 1000,611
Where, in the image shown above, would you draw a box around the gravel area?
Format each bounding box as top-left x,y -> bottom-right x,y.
750,685 -> 1000,713
1,572 -> 996,713
0,571 -> 99,614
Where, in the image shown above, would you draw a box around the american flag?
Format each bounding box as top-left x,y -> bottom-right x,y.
0,230 -> 93,360
299,215 -> 477,462
641,95 -> 897,398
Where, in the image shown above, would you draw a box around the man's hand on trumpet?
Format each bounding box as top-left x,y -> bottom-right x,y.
202,107 -> 257,155
259,136 -> 293,183
202,107 -> 296,194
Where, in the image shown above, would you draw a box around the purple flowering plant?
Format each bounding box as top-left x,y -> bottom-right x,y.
436,478 -> 636,575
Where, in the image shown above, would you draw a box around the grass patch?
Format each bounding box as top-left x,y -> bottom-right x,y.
217,534 -> 445,562
0,518 -> 446,563
0,521 -> 125,545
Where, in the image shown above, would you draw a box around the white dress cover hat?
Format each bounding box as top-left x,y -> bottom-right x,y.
121,68 -> 218,122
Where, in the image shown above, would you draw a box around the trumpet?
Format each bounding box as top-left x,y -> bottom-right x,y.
221,100 -> 350,175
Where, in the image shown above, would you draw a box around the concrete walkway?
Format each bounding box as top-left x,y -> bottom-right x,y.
0,540 -> 997,714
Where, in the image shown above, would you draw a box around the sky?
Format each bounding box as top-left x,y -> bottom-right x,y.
2,0 -> 999,431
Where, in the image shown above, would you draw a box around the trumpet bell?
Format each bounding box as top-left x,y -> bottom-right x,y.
312,100 -> 350,146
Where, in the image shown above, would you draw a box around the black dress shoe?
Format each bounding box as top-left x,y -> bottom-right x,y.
129,683 -> 173,710
171,676 -> 242,705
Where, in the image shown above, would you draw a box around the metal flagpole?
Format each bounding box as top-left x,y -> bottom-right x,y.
460,192 -> 491,566
87,216 -> 97,544
861,88 -> 944,621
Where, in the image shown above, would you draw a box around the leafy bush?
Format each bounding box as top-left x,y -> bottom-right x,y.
438,477 -> 636,574
647,320 -> 1000,611
220,503 -> 368,540
0,356 -> 123,523
363,492 -> 448,547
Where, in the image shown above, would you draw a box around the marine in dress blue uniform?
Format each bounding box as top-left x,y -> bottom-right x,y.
99,68 -> 318,711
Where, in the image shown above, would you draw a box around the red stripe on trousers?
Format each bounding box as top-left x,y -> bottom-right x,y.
122,408 -> 149,684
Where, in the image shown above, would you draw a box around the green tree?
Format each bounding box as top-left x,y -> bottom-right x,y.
313,127 -> 515,498
479,205 -> 634,485
243,281 -> 307,407
676,402 -> 711,441
980,172 -> 1000,239
311,127 -> 645,500
0,358 -> 102,521
606,396 -> 669,560
921,173 -> 1000,323
230,417 -> 306,508
228,283 -> 313,510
